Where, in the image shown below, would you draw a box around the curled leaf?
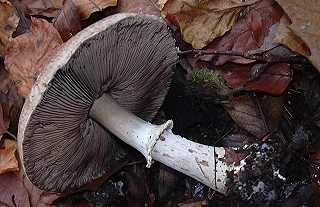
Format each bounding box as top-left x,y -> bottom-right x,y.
162,0 -> 260,49
273,16 -> 310,57
74,0 -> 117,19
0,0 -> 19,56
53,0 -> 81,41
0,139 -> 18,174
0,67 -> 24,136
20,0 -> 64,17
4,17 -> 62,97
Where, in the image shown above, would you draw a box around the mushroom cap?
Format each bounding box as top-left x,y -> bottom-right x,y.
17,13 -> 178,192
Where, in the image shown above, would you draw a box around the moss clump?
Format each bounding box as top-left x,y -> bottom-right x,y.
191,68 -> 227,90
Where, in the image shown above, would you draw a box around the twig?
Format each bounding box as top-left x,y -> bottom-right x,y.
178,49 -> 309,64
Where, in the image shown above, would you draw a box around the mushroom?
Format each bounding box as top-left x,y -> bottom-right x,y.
18,13 -> 244,194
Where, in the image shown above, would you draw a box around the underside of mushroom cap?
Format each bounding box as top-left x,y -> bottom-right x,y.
19,14 -> 178,192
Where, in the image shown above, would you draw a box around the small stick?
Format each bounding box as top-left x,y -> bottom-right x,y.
178,49 -> 309,64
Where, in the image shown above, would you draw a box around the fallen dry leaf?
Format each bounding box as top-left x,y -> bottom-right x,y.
261,95 -> 284,131
20,0 -> 64,17
0,68 -> 24,136
0,139 -> 18,174
224,95 -> 269,138
274,0 -> 320,71
219,62 -> 291,96
10,0 -> 32,37
20,0 -> 117,19
53,0 -> 81,41
0,0 -> 20,56
162,0 -> 260,49
0,172 -> 30,207
0,66 -> 23,137
0,104 -> 10,138
5,17 -> 62,97
0,171 -> 60,207
273,16 -> 310,58
74,0 -> 117,19
117,0 -> 160,16
202,0 -> 283,65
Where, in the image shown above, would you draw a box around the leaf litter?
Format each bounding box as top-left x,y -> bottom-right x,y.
1,0 -> 320,206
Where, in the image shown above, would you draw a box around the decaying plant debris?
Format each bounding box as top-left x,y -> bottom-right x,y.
0,0 -> 320,206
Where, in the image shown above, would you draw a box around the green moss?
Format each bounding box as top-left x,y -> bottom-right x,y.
191,68 -> 226,89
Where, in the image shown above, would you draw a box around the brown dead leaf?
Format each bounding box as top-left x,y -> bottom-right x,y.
274,0 -> 320,71
0,171 -> 60,207
0,172 -> 30,207
4,17 -> 62,97
20,0 -> 117,19
162,0 -> 260,49
203,0 -> 283,65
273,16 -> 310,57
0,139 -> 18,174
0,67 -> 24,137
117,0 -> 160,16
219,62 -> 292,96
74,0 -> 117,19
10,0 -> 32,37
0,104 -> 10,137
53,0 -> 81,41
20,0 -> 64,17
224,95 -> 269,138
0,0 -> 19,56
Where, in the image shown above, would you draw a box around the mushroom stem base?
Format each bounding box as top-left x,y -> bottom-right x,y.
90,94 -> 241,194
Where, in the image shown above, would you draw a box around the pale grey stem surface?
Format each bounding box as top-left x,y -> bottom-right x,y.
90,94 -> 241,194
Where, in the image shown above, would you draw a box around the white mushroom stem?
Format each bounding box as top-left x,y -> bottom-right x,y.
90,94 -> 242,194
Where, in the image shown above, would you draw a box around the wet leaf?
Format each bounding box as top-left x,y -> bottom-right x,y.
74,0 -> 117,19
219,62 -> 291,96
161,0 -> 260,49
224,95 -> 269,138
203,0 -> 283,65
117,0 -> 160,16
274,0 -> 320,71
0,0 -> 20,56
5,17 -> 62,97
53,0 -> 81,41
0,139 -> 18,174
